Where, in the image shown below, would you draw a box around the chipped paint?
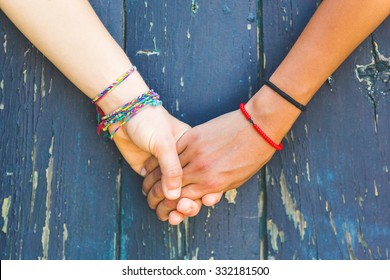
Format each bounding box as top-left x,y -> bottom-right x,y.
357,231 -> 372,259
206,207 -> 211,219
48,78 -> 53,94
175,99 -> 179,111
306,160 -> 310,182
258,191 -> 264,218
62,224 -> 68,260
180,77 -> 184,88
191,247 -> 199,260
23,69 -> 27,84
41,64 -> 46,98
177,224 -> 182,256
329,211 -> 337,235
183,218 -> 190,258
355,40 -> 390,96
2,196 -> 11,233
247,12 -> 256,22
247,24 -> 252,31
136,49 -> 160,56
30,134 -> 38,219
24,48 -> 30,57
3,34 -> 7,54
327,75 -> 335,92
186,29 -> 191,39
374,180 -> 379,197
42,136 -> 54,260
0,103 -> 4,110
267,219 -> 285,252
279,170 -> 307,240
34,83 -> 38,102
0,79 -> 4,90
222,4 -> 232,15
225,189 -> 237,204
191,1 -> 199,13
343,223 -> 357,260
355,40 -> 390,133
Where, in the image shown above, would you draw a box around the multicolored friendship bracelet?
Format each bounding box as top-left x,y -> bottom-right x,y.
239,103 -> 283,151
97,90 -> 162,139
91,66 -> 137,104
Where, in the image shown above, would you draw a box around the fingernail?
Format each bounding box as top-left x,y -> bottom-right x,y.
167,189 -> 180,199
142,190 -> 147,196
140,168 -> 147,177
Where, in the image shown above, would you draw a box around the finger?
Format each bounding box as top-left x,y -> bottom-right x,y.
158,141 -> 183,200
144,156 -> 159,174
176,198 -> 202,217
142,167 -> 161,196
156,199 -> 179,221
143,130 -> 191,175
180,183 -> 210,200
176,129 -> 191,155
202,192 -> 224,206
147,181 -> 165,210
168,211 -> 185,225
143,157 -> 194,197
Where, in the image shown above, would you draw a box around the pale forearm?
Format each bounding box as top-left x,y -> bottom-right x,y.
1,0 -> 146,113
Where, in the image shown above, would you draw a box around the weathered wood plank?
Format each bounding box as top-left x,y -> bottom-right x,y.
0,0 -> 124,259
120,0 -> 263,259
264,0 -> 390,259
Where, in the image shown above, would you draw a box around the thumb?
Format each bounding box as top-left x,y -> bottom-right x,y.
157,140 -> 183,200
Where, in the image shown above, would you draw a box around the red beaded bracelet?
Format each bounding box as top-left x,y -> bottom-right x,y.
239,103 -> 283,151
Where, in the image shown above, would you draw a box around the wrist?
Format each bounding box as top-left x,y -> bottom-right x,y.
246,85 -> 301,143
97,69 -> 150,114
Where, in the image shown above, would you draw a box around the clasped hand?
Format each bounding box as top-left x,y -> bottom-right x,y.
113,92 -> 282,225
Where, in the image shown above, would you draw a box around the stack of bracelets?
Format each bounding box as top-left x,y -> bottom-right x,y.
239,80 -> 307,151
91,66 -> 162,139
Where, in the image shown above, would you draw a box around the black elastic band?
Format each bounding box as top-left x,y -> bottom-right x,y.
264,80 -> 307,112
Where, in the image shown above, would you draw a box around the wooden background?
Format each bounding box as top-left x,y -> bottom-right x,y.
0,0 -> 389,259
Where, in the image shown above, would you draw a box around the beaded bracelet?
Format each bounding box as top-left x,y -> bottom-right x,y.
91,66 -> 137,105
97,90 -> 162,139
239,103 -> 283,151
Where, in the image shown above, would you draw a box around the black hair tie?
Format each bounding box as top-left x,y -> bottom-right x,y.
264,80 -> 307,112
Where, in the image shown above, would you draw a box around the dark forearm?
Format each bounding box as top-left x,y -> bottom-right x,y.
248,0 -> 390,141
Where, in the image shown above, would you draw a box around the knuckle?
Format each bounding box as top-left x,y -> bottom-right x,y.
195,160 -> 211,172
151,183 -> 163,199
204,177 -> 223,191
164,199 -> 177,209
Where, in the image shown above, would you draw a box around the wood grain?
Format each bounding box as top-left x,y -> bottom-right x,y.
263,0 -> 390,259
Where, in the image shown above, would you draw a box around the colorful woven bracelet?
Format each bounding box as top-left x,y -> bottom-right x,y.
239,103 -> 283,151
97,90 -> 162,139
91,66 -> 137,104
